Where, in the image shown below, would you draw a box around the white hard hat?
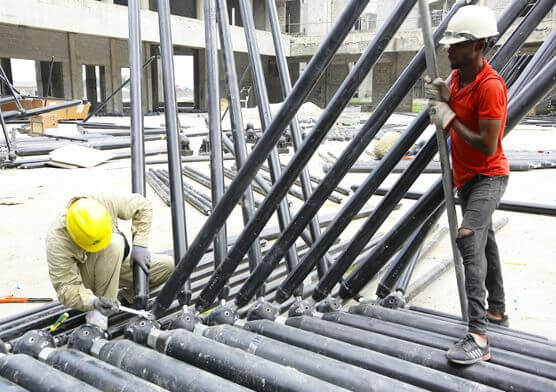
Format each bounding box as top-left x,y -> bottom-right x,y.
439,5 -> 498,45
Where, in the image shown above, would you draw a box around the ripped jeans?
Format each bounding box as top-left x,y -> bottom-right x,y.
456,175 -> 508,335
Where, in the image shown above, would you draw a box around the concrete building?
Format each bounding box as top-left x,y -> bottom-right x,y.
0,0 -> 290,113
286,0 -> 555,112
0,0 -> 553,115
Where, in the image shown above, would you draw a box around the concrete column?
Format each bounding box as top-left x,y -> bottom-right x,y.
34,61 -> 43,96
196,0 -> 204,20
276,1 -> 287,32
198,48 -> 207,110
67,33 -> 83,99
140,0 -> 150,10
109,39 -> 123,113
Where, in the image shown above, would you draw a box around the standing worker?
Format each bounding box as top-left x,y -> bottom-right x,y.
428,5 -> 509,365
46,194 -> 174,317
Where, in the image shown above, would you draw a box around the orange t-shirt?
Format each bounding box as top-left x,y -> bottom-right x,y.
449,58 -> 510,189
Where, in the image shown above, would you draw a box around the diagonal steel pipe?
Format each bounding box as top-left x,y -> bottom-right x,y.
216,0 -> 264,297
246,0 -> 464,307
152,0 -> 369,317
266,0 -> 333,277
204,0 -> 228,302
155,0 -> 191,303
237,0 -> 302,288
197,0 -> 414,312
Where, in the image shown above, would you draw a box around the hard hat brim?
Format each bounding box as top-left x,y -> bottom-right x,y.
439,35 -> 470,45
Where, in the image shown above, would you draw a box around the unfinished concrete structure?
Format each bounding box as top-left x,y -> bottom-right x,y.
0,0 -> 553,114
286,0 -> 555,111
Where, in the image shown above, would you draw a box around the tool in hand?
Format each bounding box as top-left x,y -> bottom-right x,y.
118,305 -> 154,320
417,0 -> 468,320
0,297 -> 54,304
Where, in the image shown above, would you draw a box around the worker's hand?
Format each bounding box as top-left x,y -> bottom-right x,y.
424,76 -> 451,102
131,245 -> 151,274
428,100 -> 456,130
92,296 -> 119,316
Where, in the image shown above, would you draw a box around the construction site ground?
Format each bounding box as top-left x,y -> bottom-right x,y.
1,110 -> 555,340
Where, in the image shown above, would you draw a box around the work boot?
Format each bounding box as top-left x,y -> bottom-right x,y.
446,334 -> 491,365
487,311 -> 509,327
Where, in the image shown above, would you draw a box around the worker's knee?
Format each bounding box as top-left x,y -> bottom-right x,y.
150,254 -> 175,285
458,228 -> 473,238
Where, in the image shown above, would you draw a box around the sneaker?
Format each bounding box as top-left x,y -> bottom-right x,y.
487,312 -> 509,327
446,334 -> 491,365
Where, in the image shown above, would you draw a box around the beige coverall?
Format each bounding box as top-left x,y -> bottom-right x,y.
46,193 -> 174,311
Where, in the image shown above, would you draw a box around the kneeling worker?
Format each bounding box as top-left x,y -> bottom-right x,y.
46,194 -> 174,316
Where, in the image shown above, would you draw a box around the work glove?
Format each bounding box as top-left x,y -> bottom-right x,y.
424,76 -> 451,102
92,296 -> 119,316
428,100 -> 456,130
131,245 -> 151,274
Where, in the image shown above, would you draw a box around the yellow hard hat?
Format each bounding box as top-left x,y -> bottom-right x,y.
66,198 -> 112,252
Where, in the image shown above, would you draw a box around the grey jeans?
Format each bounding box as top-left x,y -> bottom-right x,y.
456,175 -> 508,335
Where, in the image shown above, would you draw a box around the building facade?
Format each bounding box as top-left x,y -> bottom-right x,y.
0,0 -> 553,114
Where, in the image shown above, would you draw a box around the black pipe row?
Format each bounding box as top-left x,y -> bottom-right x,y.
286,315 -> 556,391
195,0 -> 419,314
152,0 -> 370,317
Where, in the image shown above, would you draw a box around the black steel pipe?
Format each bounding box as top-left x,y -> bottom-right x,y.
41,348 -> 166,391
0,376 -> 27,391
156,0 -> 191,301
229,0 -> 422,309
245,319 -> 497,392
377,203 -> 445,297
350,303 -> 556,363
238,0 -> 302,283
2,100 -> 83,121
152,0 -> 369,317
339,0 -> 553,300
306,114 -> 437,304
352,186 -> 556,216
395,226 -> 448,293
508,30 -> 556,99
267,0 -> 334,277
138,327 -> 345,392
147,170 -> 172,206
0,353 -> 98,392
128,0 -> 149,309
153,169 -> 213,215
406,305 -> 552,342
85,338 -> 246,391
287,315 -> 556,391
216,0 -> 263,280
205,0 -> 228,300
201,323 -> 421,392
260,165 -> 346,200
404,217 -> 508,302
323,311 -> 556,380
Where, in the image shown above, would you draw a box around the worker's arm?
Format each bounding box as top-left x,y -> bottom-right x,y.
46,232 -> 96,311
451,78 -> 506,156
450,118 -> 501,156
94,193 -> 153,247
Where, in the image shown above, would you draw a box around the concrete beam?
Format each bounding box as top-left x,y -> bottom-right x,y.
289,19 -> 554,58
0,0 -> 288,56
